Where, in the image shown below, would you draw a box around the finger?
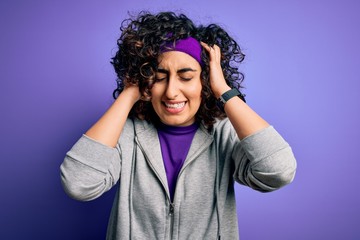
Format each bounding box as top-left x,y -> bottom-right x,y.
214,46 -> 221,60
213,44 -> 220,53
201,42 -> 217,63
201,42 -> 220,56
200,41 -> 213,53
200,42 -> 216,53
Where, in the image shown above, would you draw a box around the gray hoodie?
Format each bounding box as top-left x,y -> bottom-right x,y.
60,118 -> 296,239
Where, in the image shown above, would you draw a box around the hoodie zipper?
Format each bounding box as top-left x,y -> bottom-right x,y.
135,137 -> 175,239
169,202 -> 175,238
167,139 -> 212,239
135,134 -> 213,239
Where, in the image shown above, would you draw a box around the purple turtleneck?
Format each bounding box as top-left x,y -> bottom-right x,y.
157,122 -> 199,201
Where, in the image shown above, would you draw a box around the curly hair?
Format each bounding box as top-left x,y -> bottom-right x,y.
111,11 -> 245,129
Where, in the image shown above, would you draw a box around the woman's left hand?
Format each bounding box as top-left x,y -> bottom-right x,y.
200,42 -> 231,98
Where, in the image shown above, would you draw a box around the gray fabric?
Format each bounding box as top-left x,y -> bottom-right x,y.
60,118 -> 296,239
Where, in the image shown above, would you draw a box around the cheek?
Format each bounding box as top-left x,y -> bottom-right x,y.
150,84 -> 166,113
150,84 -> 162,100
188,83 -> 202,101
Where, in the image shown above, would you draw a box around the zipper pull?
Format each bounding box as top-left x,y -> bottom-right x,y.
169,203 -> 175,216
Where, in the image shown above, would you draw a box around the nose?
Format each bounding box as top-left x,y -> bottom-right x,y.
165,76 -> 179,99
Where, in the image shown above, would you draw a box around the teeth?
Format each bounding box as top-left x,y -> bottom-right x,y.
164,102 -> 185,109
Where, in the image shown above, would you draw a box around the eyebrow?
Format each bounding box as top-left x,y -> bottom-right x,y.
157,68 -> 197,74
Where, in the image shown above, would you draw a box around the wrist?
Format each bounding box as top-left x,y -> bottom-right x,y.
120,86 -> 140,104
217,88 -> 246,111
213,85 -> 231,99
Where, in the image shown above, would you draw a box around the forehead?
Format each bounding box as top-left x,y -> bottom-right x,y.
158,51 -> 201,69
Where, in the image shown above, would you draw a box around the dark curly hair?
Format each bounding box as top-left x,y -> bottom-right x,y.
111,11 -> 245,129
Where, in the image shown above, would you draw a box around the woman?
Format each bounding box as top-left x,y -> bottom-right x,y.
60,11 -> 296,239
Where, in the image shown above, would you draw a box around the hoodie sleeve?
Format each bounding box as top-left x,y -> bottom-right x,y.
60,134 -> 122,201
232,126 -> 297,192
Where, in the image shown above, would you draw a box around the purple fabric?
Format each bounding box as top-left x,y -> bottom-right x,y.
157,122 -> 199,201
160,37 -> 204,66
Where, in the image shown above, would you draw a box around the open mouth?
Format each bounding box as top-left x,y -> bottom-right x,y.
164,102 -> 186,109
162,101 -> 187,114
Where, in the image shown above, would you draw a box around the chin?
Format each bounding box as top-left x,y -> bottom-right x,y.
160,117 -> 193,127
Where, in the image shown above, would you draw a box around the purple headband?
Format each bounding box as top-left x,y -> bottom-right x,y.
160,37 -> 203,66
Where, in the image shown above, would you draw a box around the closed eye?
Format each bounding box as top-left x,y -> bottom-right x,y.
155,67 -> 168,81
155,76 -> 167,82
180,76 -> 193,81
155,72 -> 168,82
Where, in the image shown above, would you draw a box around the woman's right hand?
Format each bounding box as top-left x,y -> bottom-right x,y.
85,82 -> 141,147
122,83 -> 141,104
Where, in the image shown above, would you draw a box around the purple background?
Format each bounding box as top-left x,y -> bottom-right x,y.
1,0 -> 359,239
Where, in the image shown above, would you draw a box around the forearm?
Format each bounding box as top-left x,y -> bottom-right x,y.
214,85 -> 269,140
85,86 -> 139,147
224,94 -> 269,140
201,43 -> 269,139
